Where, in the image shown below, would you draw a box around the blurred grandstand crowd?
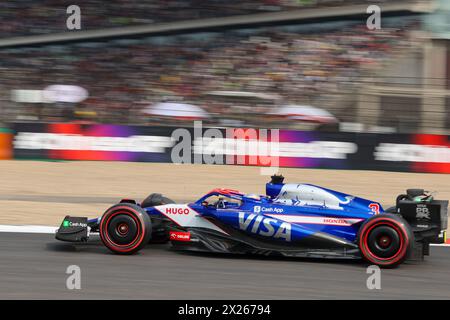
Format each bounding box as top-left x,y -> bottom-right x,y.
0,18 -> 420,128
0,0 -> 401,37
1,0 -> 445,133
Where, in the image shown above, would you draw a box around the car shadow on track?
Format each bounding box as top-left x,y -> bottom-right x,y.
45,237 -> 171,256
46,238 -> 368,268
46,240 -> 107,254
168,247 -> 367,268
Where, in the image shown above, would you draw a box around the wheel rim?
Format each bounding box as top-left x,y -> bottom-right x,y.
378,235 -> 391,248
104,211 -> 140,247
116,223 -> 129,236
364,222 -> 405,261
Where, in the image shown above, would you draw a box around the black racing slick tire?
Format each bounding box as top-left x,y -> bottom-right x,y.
141,193 -> 175,208
141,193 -> 175,243
357,213 -> 413,268
99,203 -> 151,255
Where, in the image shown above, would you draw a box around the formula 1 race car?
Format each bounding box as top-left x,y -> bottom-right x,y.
56,175 -> 448,267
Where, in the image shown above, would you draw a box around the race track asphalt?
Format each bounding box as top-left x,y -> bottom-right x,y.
0,232 -> 449,299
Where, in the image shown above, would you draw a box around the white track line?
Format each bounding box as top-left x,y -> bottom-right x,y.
0,224 -> 449,247
0,225 -> 57,234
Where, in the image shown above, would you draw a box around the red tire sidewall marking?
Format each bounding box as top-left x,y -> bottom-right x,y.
100,206 -> 146,253
359,217 -> 409,265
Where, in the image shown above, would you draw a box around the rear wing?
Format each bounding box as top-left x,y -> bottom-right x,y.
397,198 -> 448,244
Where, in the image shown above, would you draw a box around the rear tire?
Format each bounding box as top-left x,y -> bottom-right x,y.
357,214 -> 413,268
99,203 -> 151,255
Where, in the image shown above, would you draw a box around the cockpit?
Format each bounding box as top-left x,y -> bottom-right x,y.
196,188 -> 267,209
201,195 -> 242,209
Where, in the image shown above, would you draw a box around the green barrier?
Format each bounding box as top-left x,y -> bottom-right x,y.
0,128 -> 12,133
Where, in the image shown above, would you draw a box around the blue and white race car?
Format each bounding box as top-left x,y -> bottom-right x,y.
56,175 -> 448,267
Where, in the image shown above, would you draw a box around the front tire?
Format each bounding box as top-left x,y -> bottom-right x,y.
357,214 -> 413,268
99,203 -> 151,254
